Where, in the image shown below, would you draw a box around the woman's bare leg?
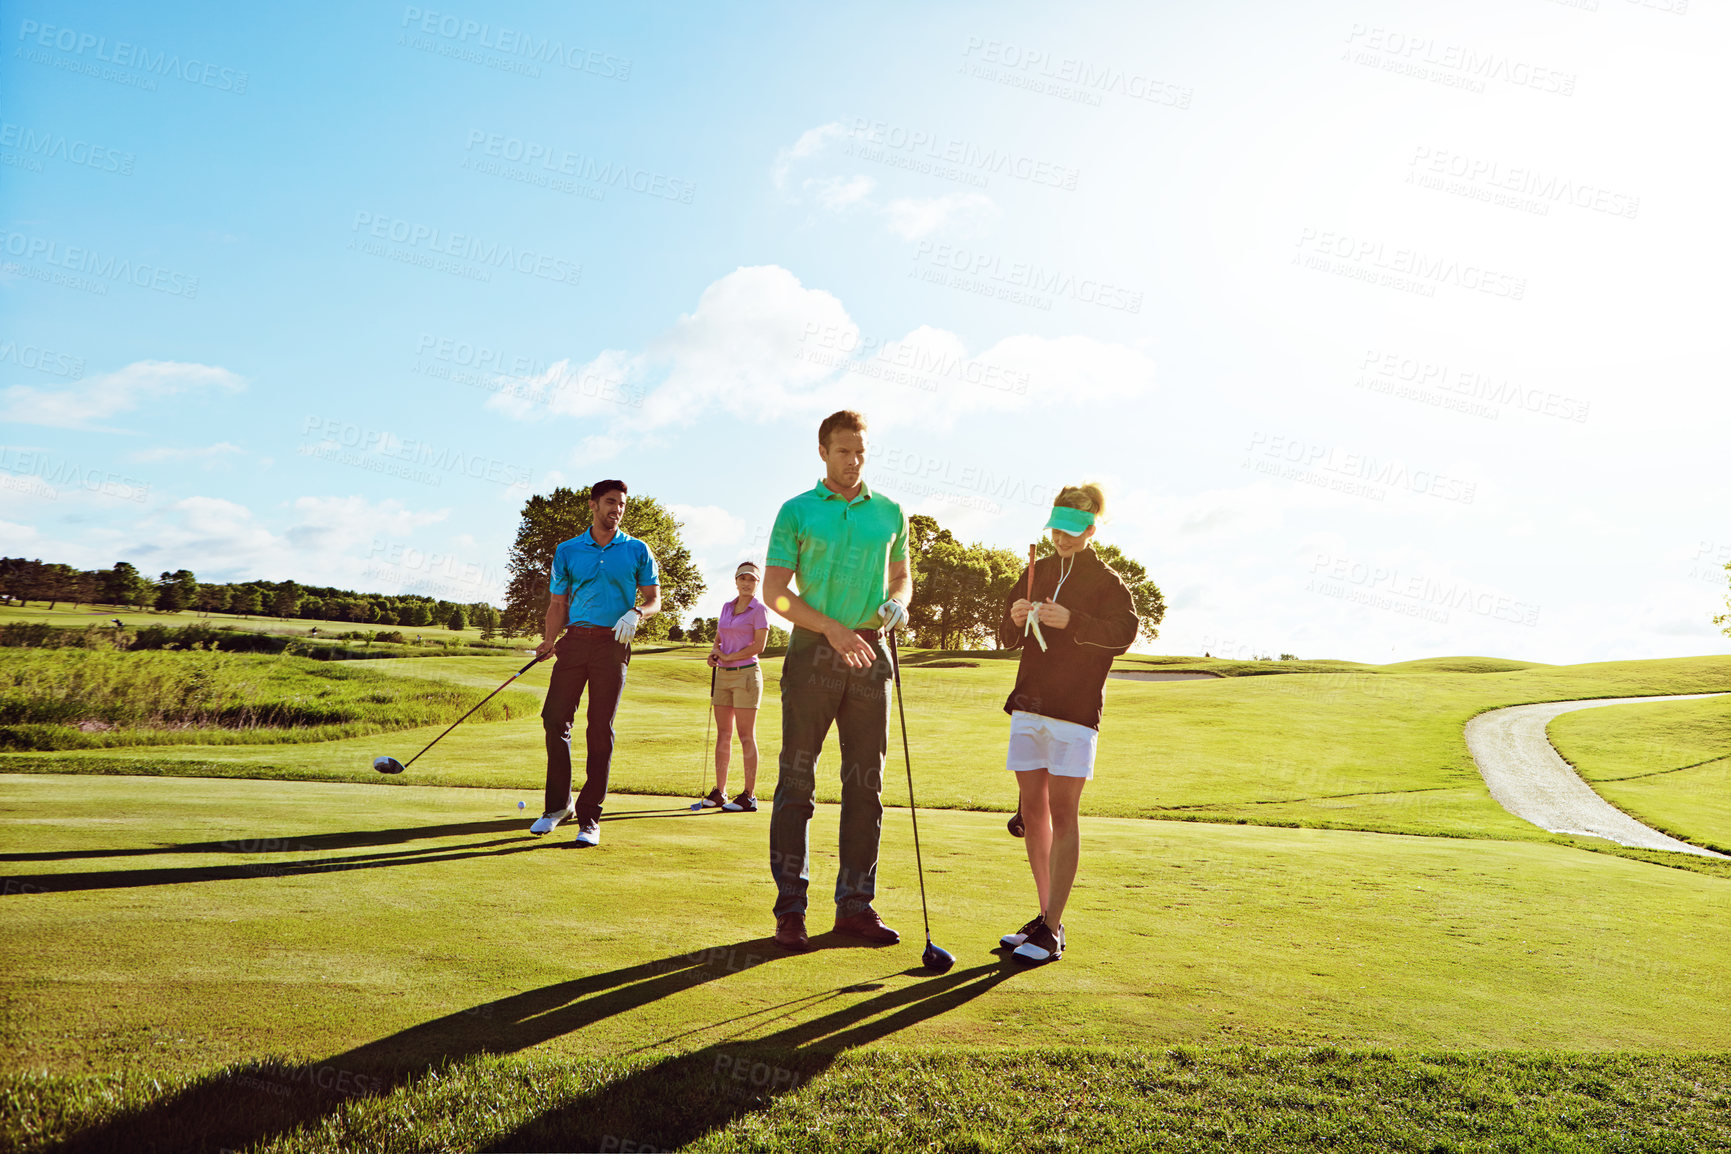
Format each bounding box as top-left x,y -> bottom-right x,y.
733,707 -> 759,796
1015,768 -> 1052,914
713,705 -> 734,793
1042,774 -> 1087,929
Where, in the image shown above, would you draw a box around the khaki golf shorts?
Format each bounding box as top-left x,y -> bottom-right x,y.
712,664 -> 763,709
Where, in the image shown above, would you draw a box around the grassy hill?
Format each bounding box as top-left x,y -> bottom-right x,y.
1548,692 -> 1731,855
3,646 -> 1728,1151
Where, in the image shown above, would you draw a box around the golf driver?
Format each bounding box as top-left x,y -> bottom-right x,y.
887,628 -> 954,973
373,653 -> 544,774
690,662 -> 718,810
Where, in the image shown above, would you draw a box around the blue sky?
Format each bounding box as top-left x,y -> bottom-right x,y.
3,0 -> 1727,663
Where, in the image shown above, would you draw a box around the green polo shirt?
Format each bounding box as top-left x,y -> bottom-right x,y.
767,479 -> 909,630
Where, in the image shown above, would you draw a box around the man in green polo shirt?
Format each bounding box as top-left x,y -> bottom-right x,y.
763,409 -> 912,952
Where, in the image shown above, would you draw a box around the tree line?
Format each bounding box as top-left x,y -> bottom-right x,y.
499,491 -> 1164,651
0,558 -> 503,636
5,490 -> 1166,653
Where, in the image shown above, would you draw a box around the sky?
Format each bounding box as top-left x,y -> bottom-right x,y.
2,0 -> 1727,664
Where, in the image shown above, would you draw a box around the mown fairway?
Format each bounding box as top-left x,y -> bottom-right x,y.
1548,692 -> 1731,855
1,649 -> 1728,1151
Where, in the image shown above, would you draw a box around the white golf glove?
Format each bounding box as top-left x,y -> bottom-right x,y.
1025,602 -> 1048,651
877,598 -> 907,632
612,608 -> 641,644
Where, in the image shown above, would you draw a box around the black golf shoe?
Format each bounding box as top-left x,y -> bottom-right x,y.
723,792 -> 758,812
1012,921 -> 1063,965
698,787 -> 727,809
1000,912 -> 1045,949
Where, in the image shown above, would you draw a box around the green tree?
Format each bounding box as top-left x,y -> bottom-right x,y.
103,562 -> 149,608
402,601 -> 431,628
229,586 -> 262,617
447,606 -> 467,632
906,517 -> 1022,649
196,583 -> 229,615
503,486 -> 704,640
272,580 -> 300,619
153,571 -> 185,613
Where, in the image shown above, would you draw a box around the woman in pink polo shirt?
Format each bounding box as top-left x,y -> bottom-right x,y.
698,561 -> 771,812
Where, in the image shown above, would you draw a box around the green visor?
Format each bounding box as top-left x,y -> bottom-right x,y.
1044,505 -> 1096,535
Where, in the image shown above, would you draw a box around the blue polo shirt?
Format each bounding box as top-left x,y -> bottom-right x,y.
549,527 -> 658,628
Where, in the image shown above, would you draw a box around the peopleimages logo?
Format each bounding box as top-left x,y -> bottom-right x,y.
0,121 -> 135,174
349,211 -> 580,287
15,19 -> 249,92
399,7 -> 630,79
0,229 -> 199,298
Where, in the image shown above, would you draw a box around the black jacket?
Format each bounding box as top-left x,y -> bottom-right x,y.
999,547 -> 1140,730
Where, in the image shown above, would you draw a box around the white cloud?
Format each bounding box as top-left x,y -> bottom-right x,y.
806,174 -> 876,211
667,503 -> 745,550
1,361 -> 243,431
642,265 -> 856,428
772,121 -> 847,188
128,442 -> 246,465
484,350 -> 641,422
882,192 -> 997,240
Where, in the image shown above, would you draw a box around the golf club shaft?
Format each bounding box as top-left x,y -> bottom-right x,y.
401,654 -> 542,770
701,664 -> 716,792
888,629 -> 932,943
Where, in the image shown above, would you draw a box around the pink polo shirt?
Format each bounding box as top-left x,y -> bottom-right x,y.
717,596 -> 768,668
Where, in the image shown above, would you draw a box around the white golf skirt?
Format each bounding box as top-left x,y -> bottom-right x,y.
1005,710 -> 1098,780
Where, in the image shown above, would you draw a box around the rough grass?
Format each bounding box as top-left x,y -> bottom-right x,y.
9,651 -> 1723,852
1548,693 -> 1731,855
4,1048 -> 1728,1153
0,649 -> 536,750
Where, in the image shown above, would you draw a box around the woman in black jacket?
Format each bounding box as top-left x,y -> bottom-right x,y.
996,483 -> 1139,964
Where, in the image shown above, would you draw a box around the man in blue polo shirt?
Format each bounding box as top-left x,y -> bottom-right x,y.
530,479 -> 660,846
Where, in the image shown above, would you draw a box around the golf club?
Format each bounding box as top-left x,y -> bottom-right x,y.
887,628 -> 954,973
690,662 -> 718,810
372,653 -> 544,774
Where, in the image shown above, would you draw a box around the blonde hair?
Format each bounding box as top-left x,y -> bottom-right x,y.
1053,482 -> 1106,520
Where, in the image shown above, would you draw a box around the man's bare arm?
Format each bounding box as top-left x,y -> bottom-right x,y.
884,558 -> 911,609
537,593 -> 570,659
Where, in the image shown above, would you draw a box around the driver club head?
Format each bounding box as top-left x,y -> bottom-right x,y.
373,756 -> 405,775
921,940 -> 955,973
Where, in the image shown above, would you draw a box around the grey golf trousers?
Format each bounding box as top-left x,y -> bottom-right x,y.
769,627 -> 891,919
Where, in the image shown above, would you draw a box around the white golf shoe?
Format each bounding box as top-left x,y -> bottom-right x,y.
1012,922 -> 1063,964
573,818 -> 600,847
1000,912 -> 1045,949
530,799 -> 574,835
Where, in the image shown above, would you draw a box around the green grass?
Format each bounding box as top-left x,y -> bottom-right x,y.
0,649 -> 537,750
7,1049 -> 1728,1152
6,651 -> 1725,848
4,649 -> 1731,1150
0,601 -> 501,648
2,773 -> 1729,1151
1548,693 -> 1731,856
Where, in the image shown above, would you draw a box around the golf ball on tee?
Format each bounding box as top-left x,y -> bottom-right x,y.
518,801 -> 525,809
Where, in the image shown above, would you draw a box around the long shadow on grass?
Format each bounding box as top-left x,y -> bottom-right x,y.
0,833 -> 554,895
2,808 -> 732,894
0,818 -> 525,863
489,961 -> 1017,1152
47,936 -> 787,1152
45,945 -> 1013,1154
